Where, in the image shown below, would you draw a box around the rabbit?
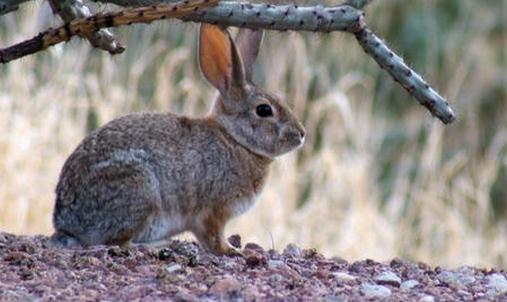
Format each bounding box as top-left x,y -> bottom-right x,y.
50,24 -> 305,256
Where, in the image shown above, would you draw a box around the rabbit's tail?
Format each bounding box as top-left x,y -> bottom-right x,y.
49,231 -> 82,248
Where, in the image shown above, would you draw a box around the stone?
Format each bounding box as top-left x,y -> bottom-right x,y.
244,242 -> 264,253
332,272 -> 357,282
267,259 -> 286,270
227,235 -> 242,249
158,248 -> 173,261
359,283 -> 392,299
283,243 -> 302,258
436,270 -> 476,287
418,295 -> 435,302
486,273 -> 507,296
374,271 -> 402,287
400,280 -> 420,291
244,249 -> 267,268
165,263 -> 183,274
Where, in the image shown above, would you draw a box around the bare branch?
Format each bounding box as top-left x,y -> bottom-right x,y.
0,0 -> 218,63
49,0 -> 124,54
0,1 -> 363,64
355,28 -> 455,124
180,2 -> 364,32
0,0 -> 455,124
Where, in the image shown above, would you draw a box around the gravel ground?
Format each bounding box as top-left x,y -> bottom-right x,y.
1,232 -> 507,301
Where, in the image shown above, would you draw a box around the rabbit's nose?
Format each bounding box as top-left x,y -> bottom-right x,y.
296,124 -> 306,142
299,129 -> 306,140
290,128 -> 306,145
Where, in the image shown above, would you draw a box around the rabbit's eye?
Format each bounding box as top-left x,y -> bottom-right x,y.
256,104 -> 273,117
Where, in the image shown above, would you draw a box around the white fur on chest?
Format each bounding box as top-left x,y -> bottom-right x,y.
134,194 -> 259,243
135,213 -> 185,243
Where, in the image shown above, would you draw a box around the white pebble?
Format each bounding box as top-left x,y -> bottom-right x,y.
165,263 -> 183,273
359,283 -> 392,298
400,280 -> 420,291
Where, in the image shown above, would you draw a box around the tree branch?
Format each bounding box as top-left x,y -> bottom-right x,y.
49,0 -> 125,54
355,28 -> 455,124
0,0 -> 455,124
0,0 -> 218,63
0,1 -> 364,64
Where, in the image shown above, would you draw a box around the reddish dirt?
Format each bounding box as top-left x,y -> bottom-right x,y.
1,232 -> 506,301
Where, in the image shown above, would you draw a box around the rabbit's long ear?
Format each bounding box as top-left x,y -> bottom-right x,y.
199,24 -> 247,95
235,29 -> 264,82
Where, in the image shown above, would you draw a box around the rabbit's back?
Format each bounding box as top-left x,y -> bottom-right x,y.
53,112 -> 271,246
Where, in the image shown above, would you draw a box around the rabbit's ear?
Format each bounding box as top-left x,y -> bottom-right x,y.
199,24 -> 247,95
235,29 -> 264,82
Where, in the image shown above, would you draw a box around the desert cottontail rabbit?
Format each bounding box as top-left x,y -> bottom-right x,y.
51,24 -> 305,255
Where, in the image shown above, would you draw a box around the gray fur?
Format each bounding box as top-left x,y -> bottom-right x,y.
51,25 -> 305,254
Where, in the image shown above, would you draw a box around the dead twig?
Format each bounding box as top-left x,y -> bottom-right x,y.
0,0 -> 218,64
49,0 -> 125,54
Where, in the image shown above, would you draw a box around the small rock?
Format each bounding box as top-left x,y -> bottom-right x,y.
197,253 -> 220,266
400,280 -> 420,291
437,270 -> 476,287
332,272 -> 357,282
244,249 -> 267,268
165,263 -> 183,274
374,271 -> 402,287
389,258 -> 406,268
359,283 -> 392,299
268,259 -> 286,270
283,243 -> 302,258
172,241 -> 199,259
244,242 -> 264,253
107,246 -> 130,257
418,295 -> 435,302
227,235 -> 242,249
486,273 -> 507,295
158,248 -> 173,261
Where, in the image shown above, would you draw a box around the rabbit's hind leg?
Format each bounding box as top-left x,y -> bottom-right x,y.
53,163 -> 162,248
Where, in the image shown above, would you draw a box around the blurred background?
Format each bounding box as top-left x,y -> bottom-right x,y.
1,0 -> 506,268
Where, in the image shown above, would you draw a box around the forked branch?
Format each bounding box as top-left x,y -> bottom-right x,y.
0,0 -> 218,63
49,0 -> 125,54
0,0 -> 455,124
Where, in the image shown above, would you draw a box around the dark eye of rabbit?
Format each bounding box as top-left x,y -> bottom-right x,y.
256,104 -> 273,118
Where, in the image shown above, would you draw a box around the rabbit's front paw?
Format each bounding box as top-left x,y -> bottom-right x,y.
221,245 -> 243,257
202,237 -> 243,257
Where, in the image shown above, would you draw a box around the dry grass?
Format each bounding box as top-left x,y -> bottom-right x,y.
1,0 -> 506,268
